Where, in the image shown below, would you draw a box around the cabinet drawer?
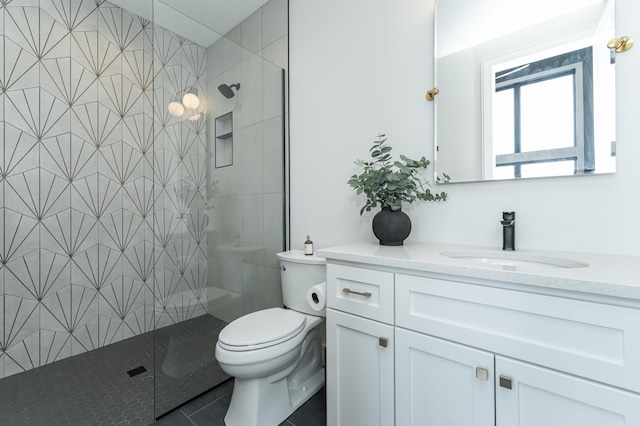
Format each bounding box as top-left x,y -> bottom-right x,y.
396,274 -> 640,393
327,264 -> 394,324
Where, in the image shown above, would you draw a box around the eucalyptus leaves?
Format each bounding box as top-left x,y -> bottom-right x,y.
348,134 -> 449,215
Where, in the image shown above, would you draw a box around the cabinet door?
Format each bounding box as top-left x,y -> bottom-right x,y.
396,328 -> 495,426
327,309 -> 394,426
496,356 -> 640,426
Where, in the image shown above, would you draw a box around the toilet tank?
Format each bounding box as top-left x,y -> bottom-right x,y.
276,250 -> 326,317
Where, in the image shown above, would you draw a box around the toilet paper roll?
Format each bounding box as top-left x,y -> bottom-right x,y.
306,281 -> 327,312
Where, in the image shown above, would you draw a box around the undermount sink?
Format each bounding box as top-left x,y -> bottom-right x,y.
440,250 -> 589,269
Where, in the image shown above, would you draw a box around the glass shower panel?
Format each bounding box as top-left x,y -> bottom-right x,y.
152,8 -> 220,416
206,36 -> 286,324
151,2 -> 286,414
0,0 -> 288,422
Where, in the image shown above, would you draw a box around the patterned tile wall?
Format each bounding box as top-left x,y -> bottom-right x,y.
0,0 -> 207,379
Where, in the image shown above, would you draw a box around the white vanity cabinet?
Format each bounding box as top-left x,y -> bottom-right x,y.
395,330 -> 640,426
323,244 -> 640,426
326,264 -> 395,426
395,273 -> 640,426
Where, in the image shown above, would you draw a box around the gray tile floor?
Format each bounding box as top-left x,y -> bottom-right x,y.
0,314 -> 230,425
154,379 -> 326,426
0,312 -> 327,426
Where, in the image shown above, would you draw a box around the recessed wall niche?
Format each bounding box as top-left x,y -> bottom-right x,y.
215,112 -> 234,168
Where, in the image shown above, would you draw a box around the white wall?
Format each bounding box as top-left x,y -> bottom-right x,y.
290,0 -> 640,256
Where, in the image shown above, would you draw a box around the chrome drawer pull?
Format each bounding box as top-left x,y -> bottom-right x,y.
342,288 -> 372,297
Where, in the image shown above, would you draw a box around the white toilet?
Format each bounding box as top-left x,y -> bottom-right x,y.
215,250 -> 326,426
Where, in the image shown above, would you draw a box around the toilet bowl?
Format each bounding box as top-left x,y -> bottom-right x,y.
214,250 -> 326,426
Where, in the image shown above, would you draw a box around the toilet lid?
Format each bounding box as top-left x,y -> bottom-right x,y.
218,308 -> 306,350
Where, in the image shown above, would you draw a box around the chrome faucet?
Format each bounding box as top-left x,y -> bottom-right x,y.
501,212 -> 515,251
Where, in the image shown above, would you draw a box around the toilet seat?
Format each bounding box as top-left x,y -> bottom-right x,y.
218,308 -> 306,352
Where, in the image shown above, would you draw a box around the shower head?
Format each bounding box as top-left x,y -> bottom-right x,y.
218,83 -> 241,99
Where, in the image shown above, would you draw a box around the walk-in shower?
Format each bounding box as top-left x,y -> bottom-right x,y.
0,0 -> 288,423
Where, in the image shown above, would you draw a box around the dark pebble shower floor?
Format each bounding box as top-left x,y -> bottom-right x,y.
0,314 -> 228,425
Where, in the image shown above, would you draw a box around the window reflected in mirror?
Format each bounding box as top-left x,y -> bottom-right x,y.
491,48 -> 598,179
434,0 -> 616,183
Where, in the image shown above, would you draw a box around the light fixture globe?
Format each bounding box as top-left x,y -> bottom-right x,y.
168,101 -> 184,117
182,91 -> 200,109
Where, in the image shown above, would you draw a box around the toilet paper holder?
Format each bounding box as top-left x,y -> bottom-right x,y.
306,282 -> 327,312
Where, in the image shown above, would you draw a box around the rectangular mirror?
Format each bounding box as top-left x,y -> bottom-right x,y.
434,0 -> 616,183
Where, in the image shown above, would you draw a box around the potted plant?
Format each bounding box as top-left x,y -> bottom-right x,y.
348,134 -> 449,245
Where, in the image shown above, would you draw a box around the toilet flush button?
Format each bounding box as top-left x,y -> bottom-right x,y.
302,385 -> 308,393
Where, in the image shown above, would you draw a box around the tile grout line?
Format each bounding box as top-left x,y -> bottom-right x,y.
182,388 -> 233,418
185,413 -> 199,426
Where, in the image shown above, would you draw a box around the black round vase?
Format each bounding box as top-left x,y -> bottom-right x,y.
372,207 -> 412,246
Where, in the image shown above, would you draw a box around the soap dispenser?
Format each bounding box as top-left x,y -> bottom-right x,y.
304,235 -> 314,255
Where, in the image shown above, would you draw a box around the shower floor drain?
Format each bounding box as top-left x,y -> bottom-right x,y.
126,366 -> 147,377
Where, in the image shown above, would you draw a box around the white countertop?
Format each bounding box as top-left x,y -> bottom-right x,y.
317,242 -> 640,301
